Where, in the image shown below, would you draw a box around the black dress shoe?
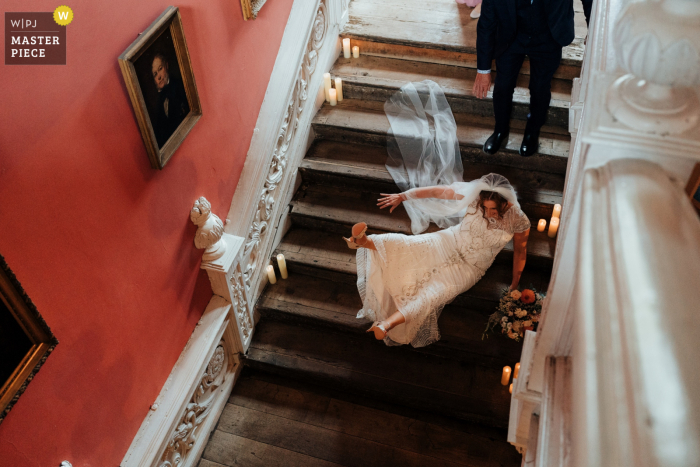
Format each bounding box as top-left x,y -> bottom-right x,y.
483,131 -> 509,155
519,130 -> 539,157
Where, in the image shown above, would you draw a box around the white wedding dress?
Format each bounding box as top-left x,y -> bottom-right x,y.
355,81 -> 531,347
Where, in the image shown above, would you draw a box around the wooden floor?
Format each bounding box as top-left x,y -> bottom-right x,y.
345,0 -> 588,64
198,370 -> 522,467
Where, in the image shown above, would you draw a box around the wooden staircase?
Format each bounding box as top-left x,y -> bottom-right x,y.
199,0 -> 585,465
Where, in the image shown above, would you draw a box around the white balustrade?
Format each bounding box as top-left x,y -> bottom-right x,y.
510,0 -> 700,464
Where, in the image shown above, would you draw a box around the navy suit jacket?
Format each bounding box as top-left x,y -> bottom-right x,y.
476,0 -> 592,71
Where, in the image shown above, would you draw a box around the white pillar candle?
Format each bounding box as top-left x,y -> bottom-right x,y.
552,203 -> 562,218
329,88 -> 337,106
323,72 -> 332,102
266,265 -> 277,285
537,219 -> 546,232
277,254 -> 288,279
342,38 -> 351,58
514,362 -> 521,379
501,366 -> 512,386
334,77 -> 343,101
352,46 -> 360,58
548,217 -> 560,238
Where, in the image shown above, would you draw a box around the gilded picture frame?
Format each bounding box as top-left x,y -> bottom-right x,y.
118,6 -> 202,170
0,254 -> 58,425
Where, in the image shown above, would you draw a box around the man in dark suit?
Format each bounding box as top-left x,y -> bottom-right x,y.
473,0 -> 591,156
151,53 -> 190,148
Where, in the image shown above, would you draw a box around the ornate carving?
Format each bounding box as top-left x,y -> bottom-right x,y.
158,344 -> 227,467
242,0 -> 328,290
190,197 -> 226,261
608,0 -> 700,134
230,271 -> 253,342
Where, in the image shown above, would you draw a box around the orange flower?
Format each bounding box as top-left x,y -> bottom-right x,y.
521,289 -> 536,304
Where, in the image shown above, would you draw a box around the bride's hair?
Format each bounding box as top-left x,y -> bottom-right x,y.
478,190 -> 509,219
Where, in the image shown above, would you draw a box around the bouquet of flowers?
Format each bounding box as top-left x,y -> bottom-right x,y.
483,288 -> 545,342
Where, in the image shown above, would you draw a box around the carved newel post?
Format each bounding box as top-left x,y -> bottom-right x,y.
607,0 -> 700,134
190,197 -> 252,353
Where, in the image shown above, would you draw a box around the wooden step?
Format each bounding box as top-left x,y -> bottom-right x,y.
332,54 -> 571,129
273,227 -> 552,306
312,99 -> 570,175
200,370 -> 521,467
257,270 -> 524,367
301,139 -> 565,207
245,319 -> 516,427
342,0 -> 585,79
288,185 -> 557,268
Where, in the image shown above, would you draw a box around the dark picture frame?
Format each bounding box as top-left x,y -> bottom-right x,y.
0,254 -> 58,425
686,162 -> 700,213
119,7 -> 202,170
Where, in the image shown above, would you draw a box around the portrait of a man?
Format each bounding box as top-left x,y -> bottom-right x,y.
119,7 -> 201,169
134,30 -> 191,149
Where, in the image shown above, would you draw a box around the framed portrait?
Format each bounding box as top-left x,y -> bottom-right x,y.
119,7 -> 202,170
686,162 -> 700,213
0,254 -> 58,425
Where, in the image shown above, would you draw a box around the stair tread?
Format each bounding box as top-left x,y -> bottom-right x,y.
259,270 -> 524,365
289,185 -> 557,263
275,227 -> 551,298
313,99 -> 570,159
247,318 -> 515,426
332,54 -> 572,110
302,139 -> 565,206
343,0 -> 585,68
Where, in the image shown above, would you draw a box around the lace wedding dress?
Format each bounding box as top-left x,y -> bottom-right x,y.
355,81 -> 531,347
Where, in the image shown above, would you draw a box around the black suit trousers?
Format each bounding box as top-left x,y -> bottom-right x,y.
492,33 -> 562,134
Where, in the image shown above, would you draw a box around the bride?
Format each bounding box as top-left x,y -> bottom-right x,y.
343,81 -> 531,348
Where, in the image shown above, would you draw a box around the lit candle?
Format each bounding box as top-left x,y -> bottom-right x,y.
548,217 -> 560,238
514,362 -> 521,379
509,383 -> 513,394
552,204 -> 562,218
266,265 -> 277,284
277,254 -> 288,279
352,45 -> 360,58
537,219 -> 546,232
334,77 -> 343,101
323,72 -> 332,102
342,38 -> 351,59
501,366 -> 511,386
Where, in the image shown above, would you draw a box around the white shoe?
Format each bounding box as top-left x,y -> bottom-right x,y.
470,3 -> 481,18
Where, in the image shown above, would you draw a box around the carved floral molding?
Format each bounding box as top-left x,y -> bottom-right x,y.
158,343 -> 228,467
242,0 -> 328,291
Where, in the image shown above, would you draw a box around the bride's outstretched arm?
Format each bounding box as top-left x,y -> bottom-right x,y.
378,186 -> 464,213
510,229 -> 530,290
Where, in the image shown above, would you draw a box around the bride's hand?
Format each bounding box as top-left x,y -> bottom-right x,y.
377,193 -> 403,213
509,282 -> 519,291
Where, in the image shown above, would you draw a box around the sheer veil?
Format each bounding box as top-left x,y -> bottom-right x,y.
384,80 -> 519,234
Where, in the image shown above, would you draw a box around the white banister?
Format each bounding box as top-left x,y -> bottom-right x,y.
573,159 -> 700,467
510,0 -> 700,462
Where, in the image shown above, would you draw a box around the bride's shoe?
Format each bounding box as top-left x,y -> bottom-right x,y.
343,222 -> 368,249
367,321 -> 389,340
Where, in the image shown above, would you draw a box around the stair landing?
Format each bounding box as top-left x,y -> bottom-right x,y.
199,370 -> 522,467
344,0 -> 588,71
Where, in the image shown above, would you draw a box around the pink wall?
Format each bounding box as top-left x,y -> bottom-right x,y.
0,1 -> 293,466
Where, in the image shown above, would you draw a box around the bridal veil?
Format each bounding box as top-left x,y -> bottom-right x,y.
384,80 -> 520,234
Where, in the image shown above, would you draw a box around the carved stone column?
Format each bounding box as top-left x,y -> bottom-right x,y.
190,197 -> 253,353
